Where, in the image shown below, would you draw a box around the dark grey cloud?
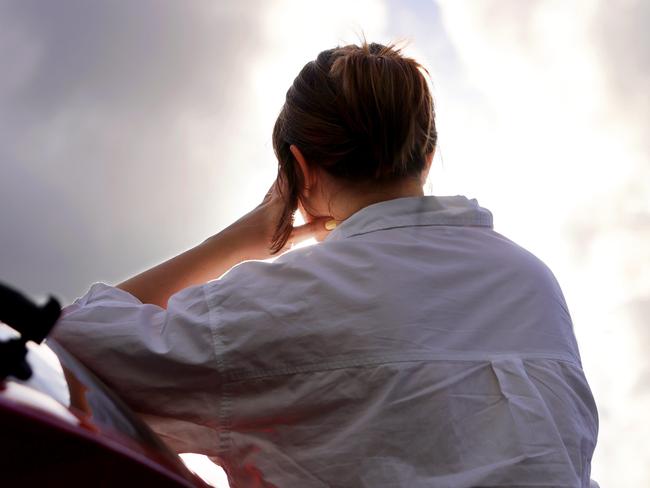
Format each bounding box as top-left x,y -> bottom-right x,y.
1,1 -> 255,120
0,0 -> 266,303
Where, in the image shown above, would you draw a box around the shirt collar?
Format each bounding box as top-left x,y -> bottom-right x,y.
323,195 -> 493,242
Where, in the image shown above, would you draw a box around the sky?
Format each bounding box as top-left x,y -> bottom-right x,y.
0,1 -> 648,486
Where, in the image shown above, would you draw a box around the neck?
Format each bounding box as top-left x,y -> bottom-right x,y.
328,177 -> 424,221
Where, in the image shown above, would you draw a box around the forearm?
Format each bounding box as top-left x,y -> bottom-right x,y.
114,178 -> 333,309
116,227 -> 251,309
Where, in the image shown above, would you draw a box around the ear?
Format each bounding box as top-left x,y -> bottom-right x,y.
290,144 -> 314,195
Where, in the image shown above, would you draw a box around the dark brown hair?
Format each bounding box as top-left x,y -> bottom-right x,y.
271,38 -> 438,254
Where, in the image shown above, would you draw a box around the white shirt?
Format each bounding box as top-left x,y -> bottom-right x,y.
51,195 -> 599,488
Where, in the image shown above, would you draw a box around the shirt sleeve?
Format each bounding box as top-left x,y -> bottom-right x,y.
49,281 -> 223,456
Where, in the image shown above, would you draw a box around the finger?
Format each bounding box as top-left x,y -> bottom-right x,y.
290,217 -> 339,244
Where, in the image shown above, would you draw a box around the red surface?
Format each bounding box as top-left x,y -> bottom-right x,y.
0,393 -> 209,488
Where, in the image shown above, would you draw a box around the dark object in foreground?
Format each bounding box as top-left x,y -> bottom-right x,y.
0,281 -> 61,381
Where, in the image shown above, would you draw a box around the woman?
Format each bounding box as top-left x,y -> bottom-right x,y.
51,40 -> 599,487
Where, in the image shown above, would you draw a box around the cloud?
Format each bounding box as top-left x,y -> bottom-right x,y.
0,0 -> 266,302
626,297 -> 650,391
588,0 -> 650,134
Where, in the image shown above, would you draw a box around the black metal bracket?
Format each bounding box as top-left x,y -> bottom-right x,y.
0,282 -> 61,382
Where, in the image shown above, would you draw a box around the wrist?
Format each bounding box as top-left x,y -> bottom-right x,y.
204,224 -> 261,264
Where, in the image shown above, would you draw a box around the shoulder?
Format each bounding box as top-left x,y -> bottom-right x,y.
485,229 -> 562,282
201,242 -> 332,303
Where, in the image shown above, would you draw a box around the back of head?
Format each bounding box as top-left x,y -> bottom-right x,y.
271,38 -> 438,253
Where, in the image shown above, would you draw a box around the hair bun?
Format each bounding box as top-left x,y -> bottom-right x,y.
326,41 -> 435,180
